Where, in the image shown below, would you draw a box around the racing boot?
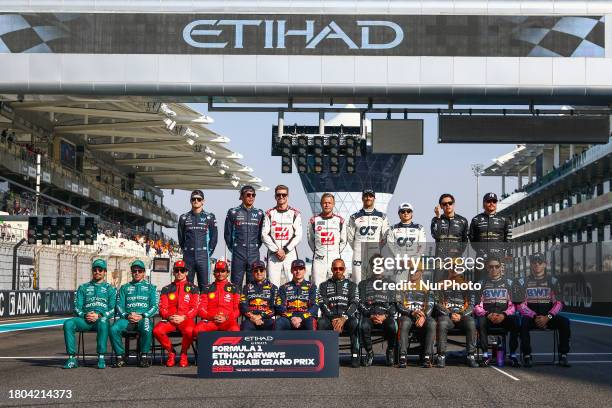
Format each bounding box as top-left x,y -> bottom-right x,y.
63,356 -> 78,369
480,354 -> 492,367
165,350 -> 177,367
361,350 -> 374,367
559,354 -> 571,368
421,355 -> 433,368
385,347 -> 395,367
97,355 -> 106,369
112,355 -> 126,368
398,353 -> 407,368
138,353 -> 151,368
467,354 -> 479,368
351,354 -> 360,368
436,354 -> 446,368
179,353 -> 189,367
523,354 -> 533,368
509,355 -> 521,367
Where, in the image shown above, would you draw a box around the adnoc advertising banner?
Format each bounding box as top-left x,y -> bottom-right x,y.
0,13 -> 604,57
197,331 -> 339,378
0,290 -> 74,318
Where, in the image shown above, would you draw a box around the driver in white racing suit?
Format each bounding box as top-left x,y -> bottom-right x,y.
347,189 -> 390,283
307,193 -> 347,286
262,185 -> 303,287
385,202 -> 427,281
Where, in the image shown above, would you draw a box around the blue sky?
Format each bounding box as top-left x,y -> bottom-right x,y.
162,105 -> 519,259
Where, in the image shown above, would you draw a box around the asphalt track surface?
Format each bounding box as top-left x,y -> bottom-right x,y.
0,319 -> 610,408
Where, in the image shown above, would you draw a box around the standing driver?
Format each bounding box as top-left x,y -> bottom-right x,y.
178,189 -> 218,291
225,185 -> 265,287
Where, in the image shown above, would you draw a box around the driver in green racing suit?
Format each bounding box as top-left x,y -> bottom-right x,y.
63,258 -> 116,369
110,259 -> 158,368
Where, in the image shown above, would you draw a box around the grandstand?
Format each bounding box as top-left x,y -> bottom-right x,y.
0,98 -> 265,292
483,137 -> 612,316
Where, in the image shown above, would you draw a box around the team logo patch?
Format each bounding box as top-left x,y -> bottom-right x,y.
185,286 -> 191,293
301,286 -> 309,290
225,286 -> 233,292
168,293 -> 176,300
209,293 -> 216,299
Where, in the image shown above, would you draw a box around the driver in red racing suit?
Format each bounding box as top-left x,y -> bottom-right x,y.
153,260 -> 199,368
193,260 -> 240,334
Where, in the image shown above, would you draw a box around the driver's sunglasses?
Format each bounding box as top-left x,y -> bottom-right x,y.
363,193 -> 375,198
191,197 -> 203,202
253,268 -> 266,273
244,193 -> 256,198
275,193 -> 288,198
399,209 -> 412,214
92,267 -> 104,272
131,268 -> 145,274
441,201 -> 454,207
332,267 -> 345,272
173,268 -> 186,273
485,199 -> 498,204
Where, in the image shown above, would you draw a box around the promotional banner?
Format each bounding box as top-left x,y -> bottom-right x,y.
0,290 -> 74,318
0,13 -> 604,57
197,331 -> 339,378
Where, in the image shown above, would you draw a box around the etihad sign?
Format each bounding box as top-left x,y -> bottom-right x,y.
183,19 -> 403,50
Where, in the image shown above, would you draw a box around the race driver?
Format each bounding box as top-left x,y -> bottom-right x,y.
262,184 -> 303,287
307,193 -> 347,286
177,189 -> 218,291
435,263 -> 479,368
224,185 -> 265,288
397,264 -> 436,368
358,256 -> 397,367
318,258 -> 360,368
385,202 -> 426,280
431,193 -> 469,281
63,258 -> 116,369
469,192 -> 512,280
193,260 -> 240,334
110,259 -> 158,368
347,189 -> 390,283
153,260 -> 199,368
275,259 -> 318,330
240,260 -> 278,330
474,256 -> 520,367
518,253 -> 571,368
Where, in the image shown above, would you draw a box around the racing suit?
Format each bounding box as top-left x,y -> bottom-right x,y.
110,280 -> 158,355
63,280 -> 116,356
224,205 -> 265,288
358,275 -> 398,352
240,279 -> 278,330
469,212 -> 512,257
194,279 -> 240,333
153,280 -> 199,353
435,277 -> 476,355
275,279 -> 318,330
307,213 -> 347,286
262,206 -> 302,287
385,222 -> 427,280
469,212 -> 512,280
178,210 -> 218,291
473,277 -> 519,354
347,208 -> 390,283
318,277 -> 359,355
517,275 -> 570,355
397,282 -> 436,357
430,213 -> 469,281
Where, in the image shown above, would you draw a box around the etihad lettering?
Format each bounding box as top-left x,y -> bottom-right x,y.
183,19 -> 403,50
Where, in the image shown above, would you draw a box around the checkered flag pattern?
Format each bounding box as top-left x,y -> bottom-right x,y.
510,16 -> 605,57
0,14 -> 76,53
